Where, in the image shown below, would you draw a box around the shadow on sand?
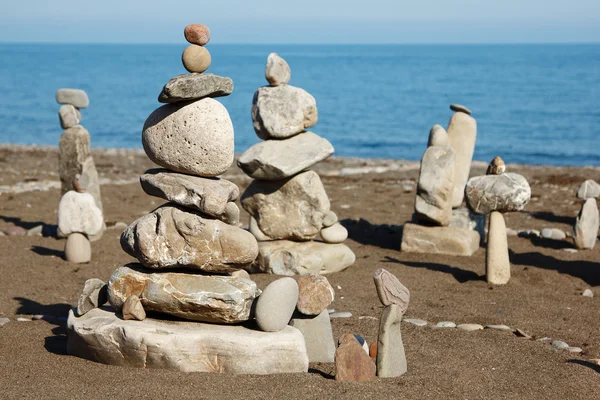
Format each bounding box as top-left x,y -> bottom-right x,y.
529,236 -> 575,251
567,359 -> 600,374
383,255 -> 484,283
527,211 -> 574,226
340,218 -> 403,250
509,250 -> 600,286
30,245 -> 64,258
14,297 -> 71,355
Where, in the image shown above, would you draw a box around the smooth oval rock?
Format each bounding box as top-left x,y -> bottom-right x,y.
58,191 -> 103,236
182,45 -> 211,73
255,278 -> 298,332
541,228 -> 566,240
465,173 -> 531,214
65,233 -> 91,263
294,274 -> 334,315
427,124 -> 448,147
237,131 -> 334,180
450,104 -> 472,114
434,321 -> 456,328
320,223 -> 348,244
373,268 -> 410,310
142,98 -> 234,177
251,85 -> 317,140
457,323 -> 483,331
58,104 -> 82,129
121,205 -> 258,273
158,73 -> 233,103
322,211 -> 338,228
573,198 -> 599,249
265,53 -> 291,86
56,88 -> 89,108
447,112 -> 477,207
184,24 -> 210,45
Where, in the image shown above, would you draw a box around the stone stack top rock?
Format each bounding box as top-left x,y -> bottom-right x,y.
180,24 -> 212,74
427,124 -> 448,147
373,268 -> 410,311
486,156 -> 506,175
577,179 -> 600,199
450,104 -> 472,115
184,24 -> 210,46
266,53 -> 291,86
58,190 -> 103,236
56,88 -> 89,109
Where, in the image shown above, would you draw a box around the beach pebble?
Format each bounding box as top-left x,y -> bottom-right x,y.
582,289 -> 594,297
402,181 -> 414,193
122,295 -> 146,321
486,156 -> 506,175
230,269 -> 251,280
31,314 -> 44,320
2,226 -> 27,236
566,346 -> 583,353
576,179 -> 600,199
248,216 -> 271,241
158,73 -> 233,103
506,228 -> 519,236
457,323 -> 483,331
401,223 -> 480,256
0,317 -> 9,327
434,321 -> 456,328
485,324 -> 515,332
58,104 -> 82,129
26,225 -> 44,236
487,211 -> 510,285
320,223 -> 348,244
563,248 -> 578,253
373,268 -> 410,310
536,337 -> 552,342
77,278 -> 108,316
65,233 -> 91,263
551,340 -> 569,349
265,53 -> 291,86
322,211 -> 338,227
369,342 -> 377,358
403,318 -> 427,327
184,24 -> 210,46
329,312 -> 352,319
335,334 -> 376,382
541,228 -> 566,240
142,98 -> 234,177
294,274 -> 334,315
514,328 -> 532,339
427,124 -> 448,147
450,104 -> 472,114
56,88 -> 89,108
112,221 -> 128,231
182,45 -> 211,73
255,278 -> 298,332
573,198 -> 599,249
17,317 -> 31,322
465,173 -> 531,214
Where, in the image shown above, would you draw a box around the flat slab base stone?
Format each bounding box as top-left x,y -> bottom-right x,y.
400,223 -> 480,256
67,308 -> 308,374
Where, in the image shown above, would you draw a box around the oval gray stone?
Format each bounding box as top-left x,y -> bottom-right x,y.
265,53 -> 291,86
450,104 -> 472,114
58,104 -> 82,129
465,173 -> 531,214
56,88 -> 89,108
158,73 -> 234,104
255,278 -> 298,332
320,222 -> 348,244
427,125 -> 448,147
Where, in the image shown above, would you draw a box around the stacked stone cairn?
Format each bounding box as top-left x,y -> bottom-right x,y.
573,180 -> 599,249
401,104 -> 483,256
238,53 -> 355,275
465,156 -> 531,284
66,25 -> 315,375
56,88 -> 104,240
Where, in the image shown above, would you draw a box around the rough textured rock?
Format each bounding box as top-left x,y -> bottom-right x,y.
320,222 -> 348,244
183,24 -> 210,46
121,205 -> 258,273
573,198 -> 599,249
294,274 -> 334,315
447,112 -> 477,207
182,45 -> 211,73
237,132 -> 333,180
414,146 -> 455,226
142,98 -> 234,177
58,191 -> 103,236
373,268 -> 410,309
335,334 -> 376,382
108,264 -> 260,323
122,295 -> 146,321
251,85 -> 317,140
377,304 -> 407,378
450,104 -> 471,114
487,211 -> 510,284
58,125 -> 89,193
58,104 -> 82,129
56,88 -> 89,108
255,278 -> 298,332
486,156 -> 506,175
67,308 -> 308,374
265,53 -> 291,86
427,124 -> 448,147
77,279 -> 107,316
64,233 -> 91,263
158,73 -> 233,103
401,223 -> 480,256
289,311 -> 335,363
465,173 -> 531,215
241,171 -> 330,240
250,240 -> 355,275
577,180 -> 600,199
140,169 -> 239,222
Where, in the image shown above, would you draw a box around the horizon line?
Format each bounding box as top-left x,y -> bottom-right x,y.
1,41 -> 600,46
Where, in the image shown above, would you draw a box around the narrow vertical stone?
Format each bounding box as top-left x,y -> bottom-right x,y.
573,198 -> 599,249
376,304 -> 407,378
447,111 -> 477,208
486,211 -> 510,284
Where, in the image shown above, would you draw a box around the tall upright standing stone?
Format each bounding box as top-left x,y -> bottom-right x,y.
573,198 -> 599,250
447,105 -> 477,208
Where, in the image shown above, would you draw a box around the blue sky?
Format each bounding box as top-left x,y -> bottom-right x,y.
1,0 -> 599,43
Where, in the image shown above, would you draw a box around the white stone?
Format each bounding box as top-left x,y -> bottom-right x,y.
447,112 -> 477,207
403,318 -> 427,327
456,323 -> 483,331
255,278 -> 298,332
58,191 -> 103,236
320,222 -> 348,244
434,321 -> 456,328
486,211 -> 510,285
577,180 -> 600,199
582,289 -> 594,297
65,233 -> 91,263
427,124 -> 448,147
573,198 -> 599,249
414,146 -> 455,226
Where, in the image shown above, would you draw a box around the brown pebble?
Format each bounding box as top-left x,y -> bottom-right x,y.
184,24 -> 211,46
369,342 -> 377,358
294,274 -> 334,315
335,334 -> 376,382
486,156 -> 506,175
3,226 -> 27,236
182,45 -> 211,73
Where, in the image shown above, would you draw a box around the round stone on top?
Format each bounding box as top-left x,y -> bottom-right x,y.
265,53 -> 291,86
182,45 -> 211,73
184,24 -> 211,46
465,172 -> 531,215
450,104 -> 472,115
486,156 -> 506,175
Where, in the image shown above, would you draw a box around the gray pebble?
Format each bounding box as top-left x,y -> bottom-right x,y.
403,318 -> 428,327
457,323 -> 484,331
329,311 -> 352,319
582,289 -> 593,297
450,104 -> 472,114
0,317 -> 9,327
541,228 -> 566,240
434,321 -> 456,328
551,340 -> 569,349
566,346 -> 583,353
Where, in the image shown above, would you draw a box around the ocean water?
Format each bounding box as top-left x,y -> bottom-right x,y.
0,43 -> 598,166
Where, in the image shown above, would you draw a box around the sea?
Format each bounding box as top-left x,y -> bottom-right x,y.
0,43 -> 598,166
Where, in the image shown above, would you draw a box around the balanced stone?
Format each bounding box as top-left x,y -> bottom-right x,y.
573,198 -> 599,249
58,104 -> 82,129
377,304 -> 407,378
58,126 -> 89,193
295,274 -> 334,315
108,264 -> 260,323
289,311 -> 335,363
265,53 -> 291,86
56,88 -> 89,109
67,308 -> 308,374
577,180 -> 600,199
65,233 -> 92,264
373,268 -> 410,309
158,73 -> 233,103
122,295 -> 146,321
250,240 -> 355,275
427,124 -> 448,147
255,278 -> 298,332
182,45 -> 211,73
486,156 -> 506,175
142,98 -> 234,177
184,24 -> 210,46
450,104 -> 471,114
140,169 -> 239,222
237,131 -> 334,180
58,191 -> 103,236
401,223 -> 480,256
77,279 -> 107,316
121,205 -> 258,273
447,111 -> 477,207
465,173 -> 531,214
335,334 -> 376,382
251,85 -> 318,140
241,170 -> 330,241
320,222 -> 348,244
322,211 -> 338,227
414,146 -> 455,226
487,211 -> 510,284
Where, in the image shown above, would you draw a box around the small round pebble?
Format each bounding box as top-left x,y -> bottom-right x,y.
182,45 -> 211,73
457,323 -> 483,331
582,289 -> 593,297
541,228 -> 566,240
450,104 -> 472,114
434,321 -> 456,328
329,311 -> 352,319
551,340 -> 569,349
322,211 -> 338,228
566,346 -> 583,353
403,318 -> 427,327
320,222 -> 348,244
0,317 -> 9,327
184,24 -> 210,46
485,324 -> 515,332
369,342 -> 377,358
255,278 -> 298,332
